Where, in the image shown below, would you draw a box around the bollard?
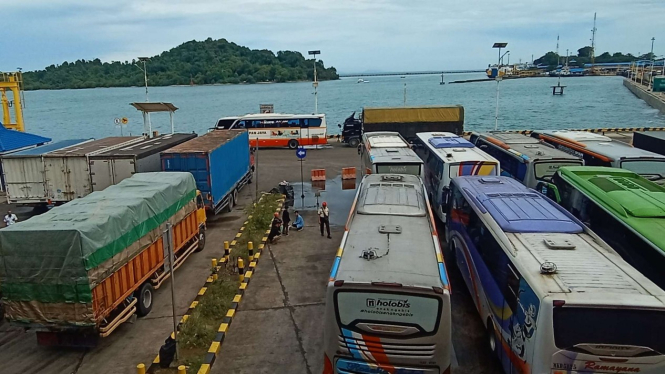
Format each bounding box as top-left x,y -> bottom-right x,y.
136,364 -> 146,374
248,241 -> 254,262
178,365 -> 186,374
224,241 -> 230,263
238,258 -> 245,282
211,258 -> 218,270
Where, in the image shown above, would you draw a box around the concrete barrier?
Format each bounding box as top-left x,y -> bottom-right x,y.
341,167 -> 356,180
311,169 -> 326,181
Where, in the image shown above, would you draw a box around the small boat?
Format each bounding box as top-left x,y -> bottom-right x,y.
357,78 -> 369,83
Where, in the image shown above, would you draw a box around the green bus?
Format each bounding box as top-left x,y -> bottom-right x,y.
539,166 -> 665,290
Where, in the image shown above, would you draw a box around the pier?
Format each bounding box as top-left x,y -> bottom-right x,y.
623,79 -> 665,114
339,70 -> 484,78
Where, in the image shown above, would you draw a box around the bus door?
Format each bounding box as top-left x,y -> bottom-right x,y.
502,262 -> 528,374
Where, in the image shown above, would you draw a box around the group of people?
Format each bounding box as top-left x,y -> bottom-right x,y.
267,202 -> 332,243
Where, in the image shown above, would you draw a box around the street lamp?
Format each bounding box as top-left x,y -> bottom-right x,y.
649,38 -> 656,90
135,57 -> 151,136
492,43 -> 508,131
308,50 -> 320,114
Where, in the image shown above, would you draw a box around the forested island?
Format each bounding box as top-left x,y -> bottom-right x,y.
22,38 -> 339,90
534,46 -> 656,68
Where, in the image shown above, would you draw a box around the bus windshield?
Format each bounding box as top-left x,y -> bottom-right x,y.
534,161 -> 583,180
376,163 -> 421,176
335,291 -> 441,335
620,159 -> 665,180
553,307 -> 665,354
216,119 -> 237,129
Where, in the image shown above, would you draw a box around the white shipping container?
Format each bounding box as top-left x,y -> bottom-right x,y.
88,133 -> 196,192
43,137 -> 143,202
1,139 -> 94,205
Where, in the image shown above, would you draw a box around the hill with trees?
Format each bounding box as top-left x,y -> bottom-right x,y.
534,46 -> 656,69
22,38 -> 339,90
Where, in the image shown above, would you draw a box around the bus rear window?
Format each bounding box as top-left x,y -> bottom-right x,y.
553,307 -> 665,353
534,161 -> 583,180
376,164 -> 421,176
335,291 -> 441,334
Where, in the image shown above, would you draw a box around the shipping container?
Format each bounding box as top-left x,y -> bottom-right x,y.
89,133 -> 196,191
1,139 -> 93,204
43,137 -> 142,203
161,130 -> 252,214
0,173 -> 207,346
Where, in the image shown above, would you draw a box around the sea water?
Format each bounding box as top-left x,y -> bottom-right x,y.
20,73 -> 665,141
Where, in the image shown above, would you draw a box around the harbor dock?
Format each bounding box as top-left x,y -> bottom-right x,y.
623,78 -> 665,114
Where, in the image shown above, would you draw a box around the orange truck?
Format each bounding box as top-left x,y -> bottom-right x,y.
0,172 -> 206,346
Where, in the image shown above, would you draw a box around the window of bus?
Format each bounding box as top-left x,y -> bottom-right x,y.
334,290 -> 442,337
620,159 -> 665,181
376,164 -> 421,176
216,119 -> 236,129
553,307 -> 665,354
533,161 -> 583,181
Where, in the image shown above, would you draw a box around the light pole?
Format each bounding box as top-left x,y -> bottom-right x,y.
308,50 -> 320,114
492,43 -> 508,131
649,38 -> 656,90
136,57 -> 151,136
401,76 -> 407,106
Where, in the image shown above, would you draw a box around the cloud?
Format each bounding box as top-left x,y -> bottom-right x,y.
3,0 -> 664,73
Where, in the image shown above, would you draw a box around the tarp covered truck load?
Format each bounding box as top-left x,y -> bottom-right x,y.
340,106 -> 465,147
0,172 -> 207,346
161,129 -> 252,214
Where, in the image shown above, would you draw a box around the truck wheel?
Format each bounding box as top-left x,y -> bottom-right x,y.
195,229 -> 206,252
136,283 -> 154,317
225,190 -> 236,212
288,139 -> 299,149
349,137 -> 360,148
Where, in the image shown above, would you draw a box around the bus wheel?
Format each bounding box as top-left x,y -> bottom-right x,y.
195,229 -> 206,252
349,137 -> 360,148
487,320 -> 499,356
136,283 -> 154,317
288,139 -> 299,149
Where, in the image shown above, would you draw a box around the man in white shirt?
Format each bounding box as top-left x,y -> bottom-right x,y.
318,202 -> 331,239
4,210 -> 18,226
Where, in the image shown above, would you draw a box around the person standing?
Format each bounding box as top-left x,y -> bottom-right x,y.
282,208 -> 291,236
318,202 -> 331,239
4,210 -> 17,227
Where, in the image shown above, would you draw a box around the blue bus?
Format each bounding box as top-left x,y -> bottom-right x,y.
445,176 -> 665,374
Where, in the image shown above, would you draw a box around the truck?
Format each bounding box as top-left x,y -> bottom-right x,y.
161,129 -> 252,214
0,172 -> 207,346
2,136 -> 143,205
89,133 -> 196,192
339,106 -> 465,147
2,138 -> 93,205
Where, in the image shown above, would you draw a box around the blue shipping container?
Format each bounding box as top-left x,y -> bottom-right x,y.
161,130 -> 251,213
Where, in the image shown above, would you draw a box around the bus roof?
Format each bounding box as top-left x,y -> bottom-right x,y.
474,132 -> 582,161
537,130 -> 665,160
457,175 -> 665,304
417,132 -> 497,164
237,113 -> 325,120
336,174 -> 444,287
363,131 -> 409,148
558,166 -> 665,250
368,147 -> 423,165
455,176 -> 583,233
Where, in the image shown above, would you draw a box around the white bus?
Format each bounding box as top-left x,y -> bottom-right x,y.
447,175 -> 665,374
360,132 -> 424,178
415,132 -> 499,222
215,113 -> 327,149
469,131 -> 583,188
323,174 -> 452,374
533,130 -> 665,183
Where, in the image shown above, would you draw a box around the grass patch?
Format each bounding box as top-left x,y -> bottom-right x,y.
171,193 -> 282,373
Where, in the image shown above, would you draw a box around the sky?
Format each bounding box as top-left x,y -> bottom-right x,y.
2,0 -> 664,74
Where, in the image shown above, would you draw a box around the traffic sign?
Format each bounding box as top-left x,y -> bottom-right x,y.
114,118 -> 121,125
121,117 -> 128,124
296,147 -> 306,159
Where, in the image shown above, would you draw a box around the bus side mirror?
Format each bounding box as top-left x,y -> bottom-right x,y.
537,182 -> 560,203
338,124 -> 342,128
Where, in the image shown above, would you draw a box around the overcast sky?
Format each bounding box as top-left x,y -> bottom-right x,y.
3,0 -> 664,74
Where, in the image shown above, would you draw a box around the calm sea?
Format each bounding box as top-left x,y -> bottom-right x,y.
20,73 -> 665,141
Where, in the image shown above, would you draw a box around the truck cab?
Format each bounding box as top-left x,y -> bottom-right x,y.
339,112 -> 362,147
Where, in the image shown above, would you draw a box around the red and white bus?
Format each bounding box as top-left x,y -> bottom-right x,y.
215,113 -> 328,149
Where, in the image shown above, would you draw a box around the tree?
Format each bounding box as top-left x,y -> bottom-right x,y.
577,46 -> 593,58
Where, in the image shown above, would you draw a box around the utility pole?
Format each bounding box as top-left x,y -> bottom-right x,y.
649,37 -> 656,89
308,50 -> 320,114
